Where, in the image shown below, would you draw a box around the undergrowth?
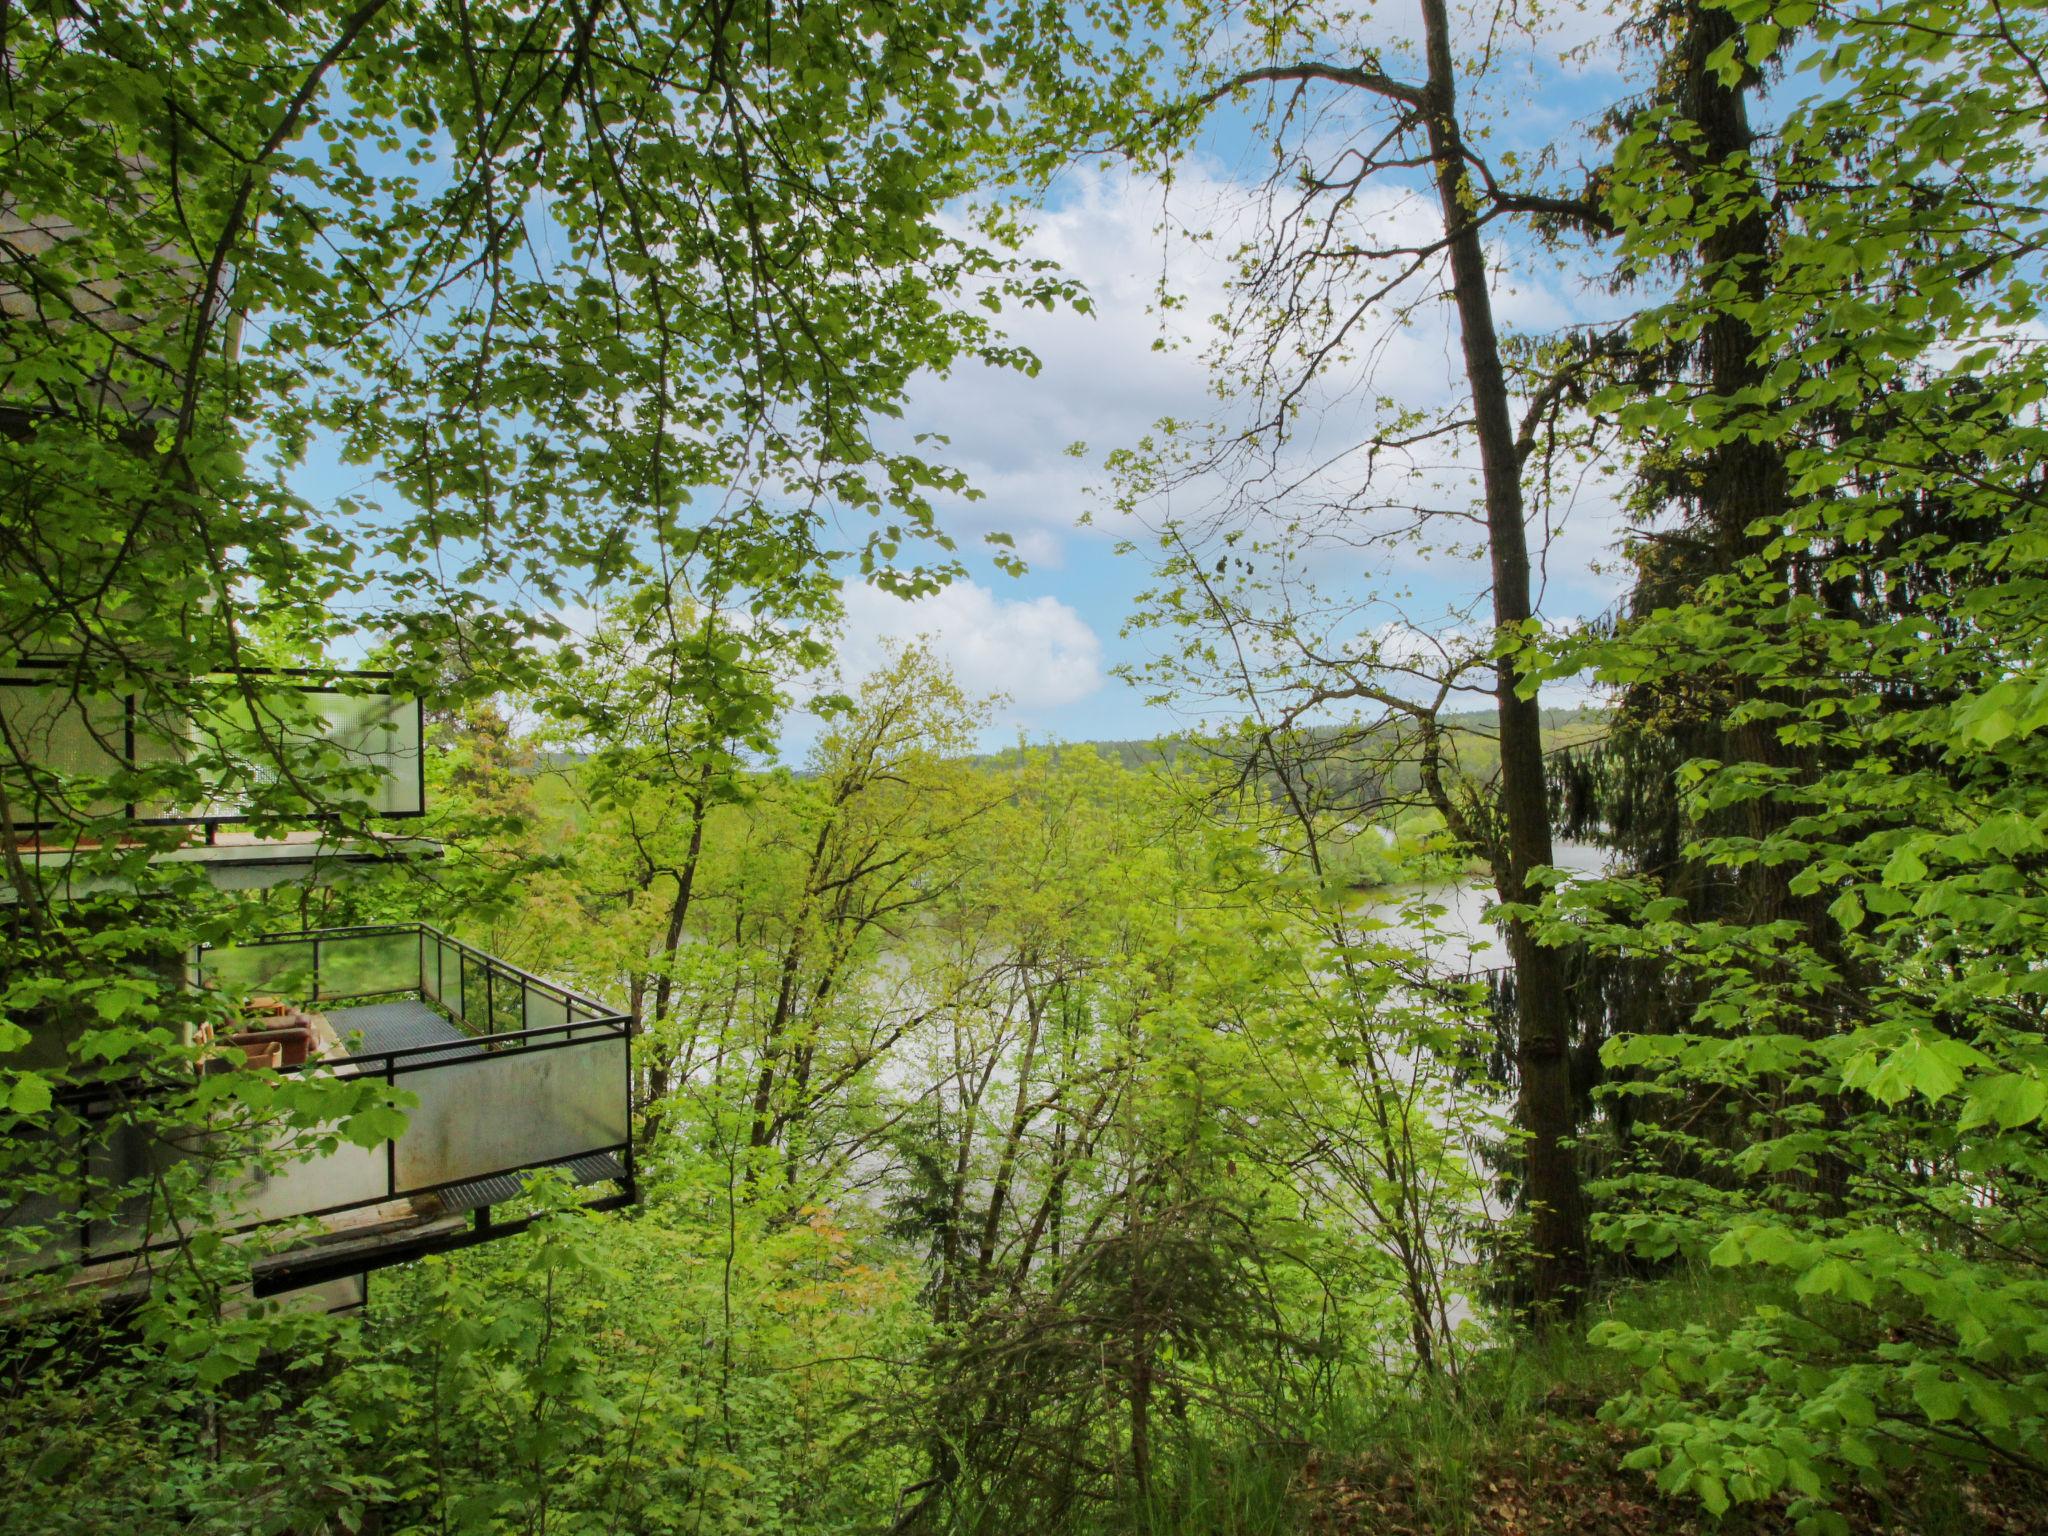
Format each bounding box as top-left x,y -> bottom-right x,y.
1053,1269 -> 2047,1536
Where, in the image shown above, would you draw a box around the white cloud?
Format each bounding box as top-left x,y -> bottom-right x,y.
833,44 -> 1638,744
898,145 -> 1630,609
831,580 -> 1105,716
890,168 -> 1245,564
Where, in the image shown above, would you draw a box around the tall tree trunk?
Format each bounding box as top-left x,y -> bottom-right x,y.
1674,3 -> 1852,1218
1677,1 -> 1790,847
650,774 -> 712,1027
749,817 -> 833,1151
1126,1202 -> 1154,1504
640,773 -> 712,1152
1417,0 -> 1588,1314
976,977 -> 1046,1278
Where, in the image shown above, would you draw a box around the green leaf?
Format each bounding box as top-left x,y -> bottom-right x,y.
1959,1073 -> 2048,1130
341,1103 -> 412,1147
1827,888 -> 1864,931
1912,1374 -> 1964,1424
1694,1471 -> 1730,1515
6,1073 -> 53,1115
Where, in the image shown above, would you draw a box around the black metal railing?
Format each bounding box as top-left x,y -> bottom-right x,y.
193,923 -> 619,1043
9,926 -> 634,1285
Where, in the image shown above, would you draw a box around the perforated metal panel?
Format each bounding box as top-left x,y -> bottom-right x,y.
0,680 -> 128,820
523,988 -> 570,1033
394,1036 -> 628,1191
202,939 -> 317,997
234,1135 -> 387,1225
312,691 -> 424,816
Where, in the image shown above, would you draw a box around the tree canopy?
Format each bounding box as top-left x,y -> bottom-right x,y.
4,0 -> 2048,1532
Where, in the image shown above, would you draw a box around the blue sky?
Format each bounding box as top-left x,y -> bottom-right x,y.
799,16 -> 1639,752
287,4 -> 1641,755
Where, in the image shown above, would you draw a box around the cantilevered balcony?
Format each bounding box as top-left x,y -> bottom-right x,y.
15,925 -> 635,1301
0,665 -> 433,894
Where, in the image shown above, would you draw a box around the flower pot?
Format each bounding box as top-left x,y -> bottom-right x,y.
227,1023 -> 315,1068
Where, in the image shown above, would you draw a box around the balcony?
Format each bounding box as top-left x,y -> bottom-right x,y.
13,925 -> 635,1301
0,664 -> 432,895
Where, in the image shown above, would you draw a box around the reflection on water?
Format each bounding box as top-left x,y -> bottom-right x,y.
1343,842 -> 1610,1338
1356,841 -> 1610,976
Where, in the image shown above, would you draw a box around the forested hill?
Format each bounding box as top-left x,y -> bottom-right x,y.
986,707 -> 1613,776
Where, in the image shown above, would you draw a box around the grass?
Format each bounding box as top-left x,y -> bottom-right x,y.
1066,1268 -> 2044,1536
1326,1267 -> 1770,1526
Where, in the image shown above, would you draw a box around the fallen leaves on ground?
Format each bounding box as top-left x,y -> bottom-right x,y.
1297,1406 -> 2047,1536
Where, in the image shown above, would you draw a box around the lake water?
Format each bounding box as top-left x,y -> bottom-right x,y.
1356,840 -> 1611,976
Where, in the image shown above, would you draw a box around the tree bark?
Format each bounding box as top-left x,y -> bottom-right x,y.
1416,0 -> 1589,1315
976,977 -> 1046,1278
639,774 -> 711,1152
1674,3 -> 1853,1218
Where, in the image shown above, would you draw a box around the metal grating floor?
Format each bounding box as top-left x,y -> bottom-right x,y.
436,1153 -> 629,1215
325,1000 -> 481,1064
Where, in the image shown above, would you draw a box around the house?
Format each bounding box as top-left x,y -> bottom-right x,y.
0,169 -> 634,1309
0,666 -> 637,1312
